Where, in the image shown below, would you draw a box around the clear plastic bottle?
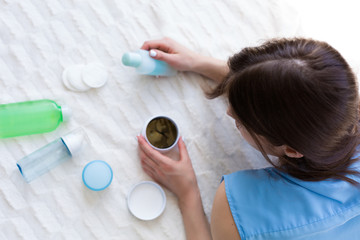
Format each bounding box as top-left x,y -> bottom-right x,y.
122,49 -> 177,76
0,99 -> 71,138
17,128 -> 87,183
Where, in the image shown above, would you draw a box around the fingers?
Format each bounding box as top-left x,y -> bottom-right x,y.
139,149 -> 158,169
141,161 -> 161,183
137,135 -> 172,166
140,151 -> 166,184
178,137 -> 190,161
140,38 -> 179,66
149,49 -> 178,66
140,38 -> 172,53
139,148 -> 160,178
141,158 -> 156,176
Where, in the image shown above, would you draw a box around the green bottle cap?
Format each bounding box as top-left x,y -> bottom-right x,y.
122,52 -> 142,67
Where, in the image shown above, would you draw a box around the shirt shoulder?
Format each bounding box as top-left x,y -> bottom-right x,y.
223,168 -> 360,239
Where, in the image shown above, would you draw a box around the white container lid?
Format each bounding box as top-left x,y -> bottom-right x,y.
127,181 -> 166,220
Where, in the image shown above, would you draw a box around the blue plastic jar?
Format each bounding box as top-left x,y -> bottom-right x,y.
82,160 -> 113,191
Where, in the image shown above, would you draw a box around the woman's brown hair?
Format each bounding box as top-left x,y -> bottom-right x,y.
209,38 -> 360,184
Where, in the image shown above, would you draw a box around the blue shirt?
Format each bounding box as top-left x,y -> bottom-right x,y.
223,153 -> 360,239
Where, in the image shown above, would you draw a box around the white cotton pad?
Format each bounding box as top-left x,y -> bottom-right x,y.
127,181 -> 166,221
82,62 -> 109,88
65,65 -> 91,92
62,67 -> 78,91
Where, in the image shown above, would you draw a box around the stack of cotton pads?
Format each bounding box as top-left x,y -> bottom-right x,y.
62,63 -> 109,91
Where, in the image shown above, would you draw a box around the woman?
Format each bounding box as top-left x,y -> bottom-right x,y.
137,37 -> 360,239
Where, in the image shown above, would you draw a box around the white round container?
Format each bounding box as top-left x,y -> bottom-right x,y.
127,181 -> 166,221
141,116 -> 179,152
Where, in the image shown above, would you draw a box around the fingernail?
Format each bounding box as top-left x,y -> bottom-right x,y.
150,50 -> 157,57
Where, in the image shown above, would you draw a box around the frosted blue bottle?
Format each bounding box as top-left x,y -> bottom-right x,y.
122,49 -> 177,76
16,128 -> 87,183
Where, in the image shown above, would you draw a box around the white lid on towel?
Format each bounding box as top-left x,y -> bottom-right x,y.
127,181 -> 166,221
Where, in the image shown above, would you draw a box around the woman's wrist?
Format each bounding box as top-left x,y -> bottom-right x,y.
178,185 -> 202,209
177,184 -> 212,240
191,55 -> 229,83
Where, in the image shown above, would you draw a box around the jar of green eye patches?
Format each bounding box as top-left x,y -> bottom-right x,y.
141,116 -> 179,152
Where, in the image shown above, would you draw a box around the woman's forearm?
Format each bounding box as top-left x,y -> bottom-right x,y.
178,188 -> 212,240
192,55 -> 229,84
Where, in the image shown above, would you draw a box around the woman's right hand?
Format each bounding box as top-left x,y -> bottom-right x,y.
141,37 -> 201,72
137,135 -> 200,202
138,135 -> 213,240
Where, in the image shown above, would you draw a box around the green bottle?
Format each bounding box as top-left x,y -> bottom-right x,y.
0,99 -> 71,138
